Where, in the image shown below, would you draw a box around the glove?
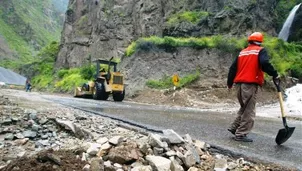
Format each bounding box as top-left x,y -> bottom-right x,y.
273,75 -> 280,82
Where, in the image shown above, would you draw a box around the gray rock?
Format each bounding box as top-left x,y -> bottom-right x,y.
41,134 -> 48,139
29,112 -> 38,120
4,133 -> 14,140
162,129 -> 184,144
32,124 -> 40,131
214,158 -> 228,171
148,134 -> 166,148
11,117 -> 19,122
183,150 -> 196,168
2,118 -> 12,125
194,140 -> 206,150
15,133 -> 25,139
22,130 -> 37,138
90,158 -> 104,171
170,157 -> 184,171
131,165 -> 152,171
96,137 -> 108,145
109,136 -> 123,145
153,147 -> 164,156
146,155 -> 171,171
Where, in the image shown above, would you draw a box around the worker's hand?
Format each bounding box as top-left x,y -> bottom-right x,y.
273,75 -> 281,84
227,85 -> 232,91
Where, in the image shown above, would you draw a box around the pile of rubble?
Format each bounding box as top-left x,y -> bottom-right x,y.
0,94 -> 287,171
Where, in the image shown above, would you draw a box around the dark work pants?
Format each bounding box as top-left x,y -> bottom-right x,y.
230,83 -> 258,136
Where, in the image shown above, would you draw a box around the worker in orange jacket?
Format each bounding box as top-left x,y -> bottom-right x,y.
227,32 -> 279,142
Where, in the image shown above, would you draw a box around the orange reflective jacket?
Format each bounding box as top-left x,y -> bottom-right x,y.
234,45 -> 264,86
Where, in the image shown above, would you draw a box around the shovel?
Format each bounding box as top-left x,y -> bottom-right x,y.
274,79 -> 295,145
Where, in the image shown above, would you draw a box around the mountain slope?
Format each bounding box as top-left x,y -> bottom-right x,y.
0,0 -> 68,68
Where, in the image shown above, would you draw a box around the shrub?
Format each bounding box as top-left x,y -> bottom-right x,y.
167,11 -> 209,24
146,71 -> 200,89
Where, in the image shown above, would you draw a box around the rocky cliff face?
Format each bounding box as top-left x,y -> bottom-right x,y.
56,0 -> 280,68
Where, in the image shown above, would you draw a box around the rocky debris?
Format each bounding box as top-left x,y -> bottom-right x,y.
0,93 -> 293,171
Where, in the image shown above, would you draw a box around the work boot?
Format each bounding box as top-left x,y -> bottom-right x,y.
227,128 -> 236,135
234,135 -> 253,142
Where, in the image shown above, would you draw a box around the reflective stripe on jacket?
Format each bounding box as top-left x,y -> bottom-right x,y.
234,45 -> 264,86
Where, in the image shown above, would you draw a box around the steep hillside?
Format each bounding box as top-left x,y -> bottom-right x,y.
0,0 -> 68,68
56,0 -> 280,68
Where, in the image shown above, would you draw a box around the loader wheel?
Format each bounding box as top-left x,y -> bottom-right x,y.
93,83 -> 109,100
113,88 -> 125,102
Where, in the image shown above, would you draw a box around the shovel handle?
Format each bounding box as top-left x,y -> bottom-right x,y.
274,79 -> 287,121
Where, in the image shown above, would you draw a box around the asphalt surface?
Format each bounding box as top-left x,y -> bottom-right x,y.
49,95 -> 302,170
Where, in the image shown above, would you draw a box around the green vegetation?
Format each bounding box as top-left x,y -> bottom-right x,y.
0,0 -> 66,70
126,36 -> 247,57
167,11 -> 209,25
146,71 -> 200,89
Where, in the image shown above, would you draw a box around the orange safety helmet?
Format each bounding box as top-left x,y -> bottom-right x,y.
248,32 -> 263,43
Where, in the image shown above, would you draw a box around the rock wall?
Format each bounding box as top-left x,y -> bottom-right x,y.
56,0 -> 279,68
120,47 -> 233,94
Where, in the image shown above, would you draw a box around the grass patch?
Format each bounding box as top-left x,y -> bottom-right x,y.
125,36 -> 246,56
167,11 -> 209,25
146,71 -> 200,89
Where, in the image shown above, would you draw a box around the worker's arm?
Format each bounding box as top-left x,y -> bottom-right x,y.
259,48 -> 278,78
227,57 -> 238,88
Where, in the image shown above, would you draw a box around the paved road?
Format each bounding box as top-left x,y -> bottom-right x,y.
49,95 -> 302,170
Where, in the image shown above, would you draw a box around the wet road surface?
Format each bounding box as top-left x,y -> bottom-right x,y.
49,96 -> 302,170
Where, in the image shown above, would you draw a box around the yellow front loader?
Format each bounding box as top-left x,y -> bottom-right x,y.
74,58 -> 125,101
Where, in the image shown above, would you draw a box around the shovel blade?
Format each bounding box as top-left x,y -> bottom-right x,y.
275,127 -> 295,145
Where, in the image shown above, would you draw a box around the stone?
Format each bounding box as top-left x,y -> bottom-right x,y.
162,129 -> 184,144
14,138 -> 29,145
139,143 -> 149,155
188,167 -> 199,171
83,164 -> 90,171
183,150 -> 196,168
227,162 -> 238,170
214,159 -> 228,171
29,112 -> 38,120
101,142 -> 112,150
109,136 -> 123,145
108,142 -> 140,164
90,158 -> 104,171
41,134 -> 48,139
146,155 -> 171,171
87,143 -> 101,156
113,163 -> 122,168
97,137 -> 108,145
166,150 -> 177,157
104,161 -> 111,167
153,147 -> 164,156
22,130 -> 37,138
2,118 -> 12,125
194,140 -> 206,150
15,133 -> 25,139
81,152 -> 87,161
4,133 -> 14,140
131,165 -> 152,171
170,157 -> 184,171
148,134 -> 165,148
17,151 -> 26,158
31,124 -> 40,131
184,134 -> 193,144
